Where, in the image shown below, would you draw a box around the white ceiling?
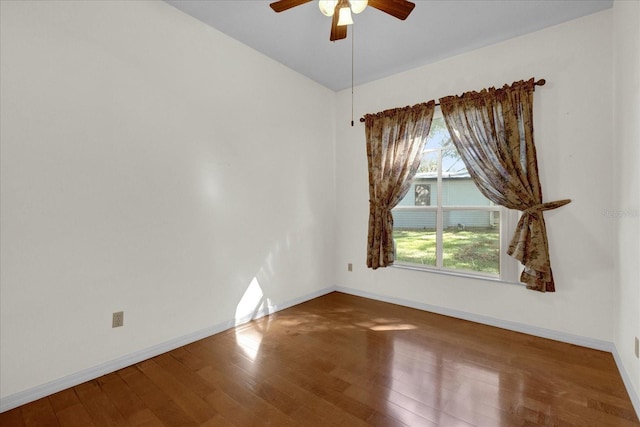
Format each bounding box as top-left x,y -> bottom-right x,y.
164,0 -> 612,92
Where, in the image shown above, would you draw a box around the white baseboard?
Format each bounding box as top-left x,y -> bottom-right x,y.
0,286 -> 335,413
612,345 -> 640,418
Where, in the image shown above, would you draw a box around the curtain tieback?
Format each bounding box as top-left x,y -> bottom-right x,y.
523,199 -> 571,215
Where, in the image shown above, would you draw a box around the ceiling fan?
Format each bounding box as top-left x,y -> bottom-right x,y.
269,0 -> 416,41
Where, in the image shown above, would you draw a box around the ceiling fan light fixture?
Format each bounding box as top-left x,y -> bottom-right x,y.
337,6 -> 353,26
349,0 -> 368,14
318,0 -> 337,17
269,0 -> 416,41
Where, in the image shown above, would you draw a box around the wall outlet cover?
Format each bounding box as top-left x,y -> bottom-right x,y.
112,311 -> 124,328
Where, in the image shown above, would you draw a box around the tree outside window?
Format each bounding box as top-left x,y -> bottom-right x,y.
392,113 -> 518,280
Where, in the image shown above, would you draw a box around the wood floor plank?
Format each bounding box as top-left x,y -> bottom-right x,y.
118,365 -> 198,427
260,352 -> 376,423
136,359 -> 217,424
74,380 -> 130,426
265,374 -> 370,427
3,292 -> 638,426
0,407 -> 26,427
47,388 -> 97,427
152,353 -> 218,400
197,413 -> 236,427
196,365 -> 296,427
53,403 -> 98,427
385,388 -> 448,425
287,404 -> 340,427
343,383 -> 435,427
203,388 -> 265,427
21,397 -> 60,427
48,389 -> 81,414
98,372 -> 164,427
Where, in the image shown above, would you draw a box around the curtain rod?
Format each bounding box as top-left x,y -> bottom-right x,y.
358,79 -> 546,123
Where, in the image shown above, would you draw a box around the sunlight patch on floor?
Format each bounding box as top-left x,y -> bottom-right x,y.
370,324 -> 417,331
235,327 -> 263,362
234,277 -> 271,361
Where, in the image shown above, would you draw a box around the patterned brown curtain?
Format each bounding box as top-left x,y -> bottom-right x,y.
364,102 -> 436,269
439,79 -> 570,292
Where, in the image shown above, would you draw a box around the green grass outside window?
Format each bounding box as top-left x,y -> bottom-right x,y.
393,228 -> 500,275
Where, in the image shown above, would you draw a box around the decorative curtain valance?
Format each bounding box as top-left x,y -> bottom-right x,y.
439,78 -> 570,292
364,102 -> 436,269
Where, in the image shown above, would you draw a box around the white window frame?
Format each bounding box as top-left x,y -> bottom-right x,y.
392,110 -> 521,284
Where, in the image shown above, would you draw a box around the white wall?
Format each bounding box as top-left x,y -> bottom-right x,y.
2,0 -> 636,413
0,1 -> 336,400
613,0 -> 640,407
335,11 -> 615,341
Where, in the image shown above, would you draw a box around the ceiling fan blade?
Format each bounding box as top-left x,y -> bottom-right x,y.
368,0 -> 415,20
330,7 -> 348,41
269,0 -> 312,13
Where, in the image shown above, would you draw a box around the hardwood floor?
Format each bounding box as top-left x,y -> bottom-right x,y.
2,292 -> 638,426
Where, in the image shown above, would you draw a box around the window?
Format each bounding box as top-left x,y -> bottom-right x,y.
392,111 -> 519,282
414,184 -> 431,206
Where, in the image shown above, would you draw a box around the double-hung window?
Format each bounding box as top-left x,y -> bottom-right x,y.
392,110 -> 520,282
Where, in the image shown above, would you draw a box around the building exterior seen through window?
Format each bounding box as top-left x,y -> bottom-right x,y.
392,113 -> 518,281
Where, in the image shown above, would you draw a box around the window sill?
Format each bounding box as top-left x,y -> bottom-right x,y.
391,262 -> 524,287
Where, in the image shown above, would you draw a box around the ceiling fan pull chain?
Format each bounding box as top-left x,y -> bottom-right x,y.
351,24 -> 355,127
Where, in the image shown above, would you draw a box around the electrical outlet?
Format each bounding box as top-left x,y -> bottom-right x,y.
348,263 -> 353,272
112,311 -> 124,328
635,337 -> 639,359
